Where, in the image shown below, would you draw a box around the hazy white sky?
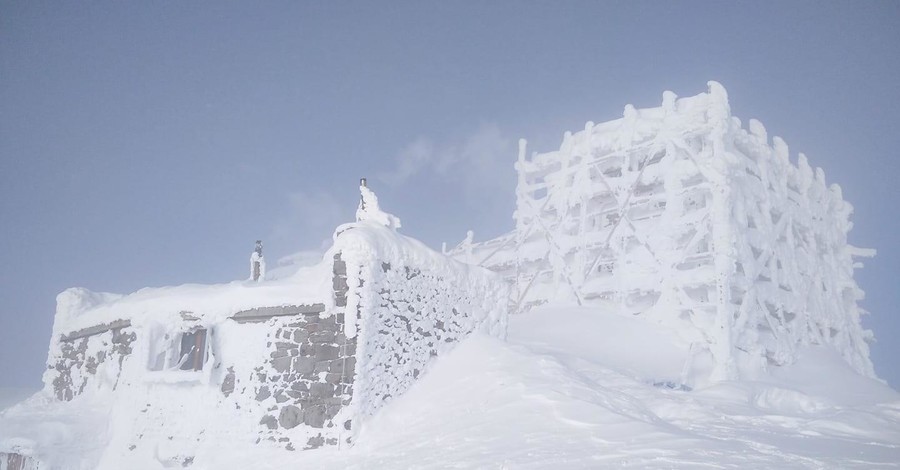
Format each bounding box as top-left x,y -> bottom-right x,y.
2,1 -> 899,388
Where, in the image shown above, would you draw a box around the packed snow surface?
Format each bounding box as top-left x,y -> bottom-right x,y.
9,306 -> 893,468
0,389 -> 36,413
170,305 -> 895,469
218,306 -> 898,469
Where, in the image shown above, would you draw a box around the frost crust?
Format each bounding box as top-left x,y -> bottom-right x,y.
452,82 -> 876,382
331,221 -> 508,424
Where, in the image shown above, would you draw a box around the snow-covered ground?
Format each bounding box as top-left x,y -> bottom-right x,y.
185,306 -> 897,469
0,388 -> 37,412
0,308 -> 900,469
3,307 -> 898,468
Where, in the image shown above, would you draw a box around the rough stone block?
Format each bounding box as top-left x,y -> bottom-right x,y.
310,331 -> 336,344
306,434 -> 325,449
286,390 -> 307,400
315,345 -> 339,361
275,341 -> 297,351
272,356 -> 292,373
342,357 -> 356,375
309,383 -> 334,399
292,329 -> 309,343
259,414 -> 278,430
299,343 -> 316,357
324,404 -> 341,420
327,359 -> 346,373
292,356 -> 316,374
221,367 -> 235,397
340,342 -> 356,356
278,405 -> 302,429
314,361 -> 330,374
303,406 -> 326,428
85,356 -> 98,375
318,315 -> 337,330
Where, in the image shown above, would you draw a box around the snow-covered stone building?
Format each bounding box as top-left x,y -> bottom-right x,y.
0,186 -> 506,469
0,82 -> 880,469
449,82 -> 875,383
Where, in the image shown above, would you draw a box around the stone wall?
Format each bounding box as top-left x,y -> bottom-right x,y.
50,325 -> 135,401
244,311 -> 356,450
344,249 -> 507,423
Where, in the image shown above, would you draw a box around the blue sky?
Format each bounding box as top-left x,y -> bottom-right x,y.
2,1 -> 899,389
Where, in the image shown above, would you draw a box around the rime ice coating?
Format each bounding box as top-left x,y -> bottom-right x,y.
451,81 -> 876,383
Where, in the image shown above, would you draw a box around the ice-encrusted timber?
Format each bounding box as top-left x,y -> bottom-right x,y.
449,82 -> 875,384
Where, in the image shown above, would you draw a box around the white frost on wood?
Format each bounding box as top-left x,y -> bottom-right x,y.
329,218 -> 507,429
451,81 -> 877,384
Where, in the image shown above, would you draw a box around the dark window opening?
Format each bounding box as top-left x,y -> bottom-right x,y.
178,329 -> 208,371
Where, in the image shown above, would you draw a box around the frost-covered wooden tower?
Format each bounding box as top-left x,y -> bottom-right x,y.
450,82 -> 875,381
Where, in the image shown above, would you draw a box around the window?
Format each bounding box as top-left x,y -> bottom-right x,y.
148,328 -> 209,372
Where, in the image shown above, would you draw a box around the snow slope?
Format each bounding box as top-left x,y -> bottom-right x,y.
0,389 -> 36,412
3,306 -> 897,468
191,306 -> 900,469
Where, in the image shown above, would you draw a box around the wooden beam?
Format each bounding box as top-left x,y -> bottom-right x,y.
60,319 -> 132,342
230,304 -> 325,324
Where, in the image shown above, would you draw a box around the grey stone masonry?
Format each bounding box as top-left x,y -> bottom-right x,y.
243,255 -> 357,450
250,312 -> 356,450
333,253 -> 348,307
51,325 -> 135,401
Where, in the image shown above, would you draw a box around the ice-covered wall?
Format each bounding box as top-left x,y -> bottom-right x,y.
333,195 -> 508,426
450,82 -> 874,382
49,323 -> 135,401
246,307 -> 356,450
